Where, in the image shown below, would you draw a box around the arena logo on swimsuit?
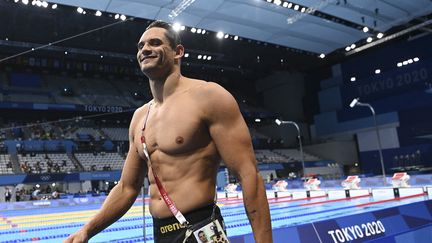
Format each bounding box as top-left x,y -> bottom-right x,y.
159,222 -> 186,234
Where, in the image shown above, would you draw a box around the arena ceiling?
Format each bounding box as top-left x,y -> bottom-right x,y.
0,0 -> 431,121
0,0 -> 431,77
46,0 -> 432,55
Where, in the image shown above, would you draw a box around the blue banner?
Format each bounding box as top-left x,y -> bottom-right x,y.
0,171 -> 121,185
0,101 -> 133,113
341,61 -> 432,103
22,173 -> 80,183
80,171 -> 121,180
257,163 -> 285,170
231,199 -> 432,242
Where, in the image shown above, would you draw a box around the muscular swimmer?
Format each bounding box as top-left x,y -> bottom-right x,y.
64,20 -> 272,243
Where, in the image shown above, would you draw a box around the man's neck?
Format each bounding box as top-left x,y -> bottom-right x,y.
148,70 -> 182,104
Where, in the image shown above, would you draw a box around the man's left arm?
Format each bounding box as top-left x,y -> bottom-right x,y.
204,83 -> 273,243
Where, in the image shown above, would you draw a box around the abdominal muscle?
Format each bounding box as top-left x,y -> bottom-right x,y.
147,147 -> 219,219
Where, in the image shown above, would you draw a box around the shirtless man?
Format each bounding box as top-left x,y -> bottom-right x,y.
64,20 -> 272,243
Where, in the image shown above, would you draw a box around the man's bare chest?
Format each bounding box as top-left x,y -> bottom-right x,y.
134,105 -> 210,157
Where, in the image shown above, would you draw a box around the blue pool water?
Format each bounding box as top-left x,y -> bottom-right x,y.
0,191 -> 430,243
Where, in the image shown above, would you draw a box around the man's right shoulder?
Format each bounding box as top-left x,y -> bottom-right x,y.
130,101 -> 152,128
133,101 -> 152,117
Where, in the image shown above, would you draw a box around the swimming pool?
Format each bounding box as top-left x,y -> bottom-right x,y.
0,188 -> 431,243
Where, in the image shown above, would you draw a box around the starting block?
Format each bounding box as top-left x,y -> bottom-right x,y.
341,176 -> 361,189
272,180 -> 288,191
223,183 -> 239,198
391,172 -> 410,188
224,183 -> 238,193
304,178 -> 321,191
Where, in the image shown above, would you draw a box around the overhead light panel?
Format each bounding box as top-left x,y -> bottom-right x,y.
399,57 -> 420,67
216,31 -> 224,39
173,22 -> 182,32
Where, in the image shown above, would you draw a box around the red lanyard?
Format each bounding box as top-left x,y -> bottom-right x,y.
141,102 -> 189,226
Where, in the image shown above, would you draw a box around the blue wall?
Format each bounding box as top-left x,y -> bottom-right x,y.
9,73 -> 42,87
315,34 -> 432,174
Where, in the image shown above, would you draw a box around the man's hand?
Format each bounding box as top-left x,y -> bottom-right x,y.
63,229 -> 89,243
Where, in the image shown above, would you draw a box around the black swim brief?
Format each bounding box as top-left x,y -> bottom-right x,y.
152,204 -> 226,243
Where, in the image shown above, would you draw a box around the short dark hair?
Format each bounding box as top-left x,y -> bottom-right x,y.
146,20 -> 181,49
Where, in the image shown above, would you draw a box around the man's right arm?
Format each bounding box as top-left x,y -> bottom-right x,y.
64,108 -> 147,242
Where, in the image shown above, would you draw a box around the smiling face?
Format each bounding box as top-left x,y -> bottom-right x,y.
136,27 -> 183,79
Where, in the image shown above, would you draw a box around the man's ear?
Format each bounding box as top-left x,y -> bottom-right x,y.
174,44 -> 185,59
